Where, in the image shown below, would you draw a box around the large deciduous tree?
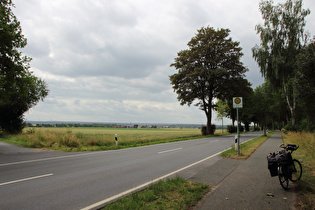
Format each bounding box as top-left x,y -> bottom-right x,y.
170,26 -> 248,135
0,0 -> 49,133
252,0 -> 310,126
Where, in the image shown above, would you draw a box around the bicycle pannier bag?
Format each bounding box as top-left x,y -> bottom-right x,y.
267,152 -> 278,177
276,151 -> 292,165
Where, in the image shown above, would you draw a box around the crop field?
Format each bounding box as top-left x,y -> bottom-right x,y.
1,127 -> 208,152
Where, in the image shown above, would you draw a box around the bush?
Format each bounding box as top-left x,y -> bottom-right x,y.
201,125 -> 216,135
227,125 -> 237,133
284,121 -> 297,132
227,125 -> 244,133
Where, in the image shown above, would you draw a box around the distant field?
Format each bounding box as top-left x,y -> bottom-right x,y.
26,127 -> 202,142
1,127 -> 214,151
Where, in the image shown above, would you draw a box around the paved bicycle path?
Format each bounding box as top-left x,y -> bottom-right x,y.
188,132 -> 298,210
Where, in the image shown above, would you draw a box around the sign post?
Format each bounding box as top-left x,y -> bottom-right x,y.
233,97 -> 243,156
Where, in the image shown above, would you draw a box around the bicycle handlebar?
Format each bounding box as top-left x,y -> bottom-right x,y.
279,144 -> 299,151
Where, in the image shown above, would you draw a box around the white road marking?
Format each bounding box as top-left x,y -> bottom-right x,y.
0,173 -> 54,186
210,140 -> 219,143
81,149 -> 229,210
158,147 -> 183,154
0,152 -> 104,167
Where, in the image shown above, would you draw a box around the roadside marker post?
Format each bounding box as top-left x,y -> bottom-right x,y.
115,134 -> 118,147
233,97 -> 243,156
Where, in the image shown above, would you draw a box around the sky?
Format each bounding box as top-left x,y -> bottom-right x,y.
12,0 -> 315,125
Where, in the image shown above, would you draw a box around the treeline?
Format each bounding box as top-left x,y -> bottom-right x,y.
25,123 -> 167,129
26,123 -> 121,128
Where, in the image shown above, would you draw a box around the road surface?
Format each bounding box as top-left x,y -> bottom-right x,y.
0,132 -> 263,209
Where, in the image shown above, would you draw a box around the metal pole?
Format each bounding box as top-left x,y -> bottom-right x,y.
237,108 -> 240,156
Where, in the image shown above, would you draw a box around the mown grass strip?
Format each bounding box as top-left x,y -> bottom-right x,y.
102,176 -> 210,210
220,131 -> 274,159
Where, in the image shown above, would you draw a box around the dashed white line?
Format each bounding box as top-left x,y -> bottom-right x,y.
0,173 -> 54,186
158,147 -> 183,154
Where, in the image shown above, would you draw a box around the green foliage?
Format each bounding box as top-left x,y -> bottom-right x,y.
215,100 -> 230,120
227,125 -> 237,133
296,40 -> 315,131
226,125 -> 245,133
201,124 -> 216,135
251,82 -> 287,130
0,1 -> 49,134
252,0 -> 310,126
170,26 -> 249,135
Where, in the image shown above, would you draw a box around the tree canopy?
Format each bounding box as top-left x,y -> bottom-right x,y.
252,0 -> 310,126
170,26 -> 250,135
0,0 -> 49,133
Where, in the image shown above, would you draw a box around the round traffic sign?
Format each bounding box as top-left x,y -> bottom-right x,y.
234,97 -> 241,104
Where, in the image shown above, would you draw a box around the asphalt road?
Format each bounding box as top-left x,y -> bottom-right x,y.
0,132 -> 263,210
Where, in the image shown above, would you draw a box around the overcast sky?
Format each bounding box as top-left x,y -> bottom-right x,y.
12,0 -> 315,125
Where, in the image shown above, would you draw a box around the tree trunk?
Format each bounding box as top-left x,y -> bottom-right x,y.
283,79 -> 296,126
206,107 -> 212,135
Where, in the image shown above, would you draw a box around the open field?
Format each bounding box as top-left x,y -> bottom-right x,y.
0,127 -> 228,152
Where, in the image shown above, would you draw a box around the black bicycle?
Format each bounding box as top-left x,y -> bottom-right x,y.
267,144 -> 302,190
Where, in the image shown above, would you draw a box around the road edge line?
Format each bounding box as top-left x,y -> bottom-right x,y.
81,149 -> 229,210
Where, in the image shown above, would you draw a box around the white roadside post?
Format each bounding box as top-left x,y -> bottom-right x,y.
115,134 -> 118,147
233,97 -> 243,156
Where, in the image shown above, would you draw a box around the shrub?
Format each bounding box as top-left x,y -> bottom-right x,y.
227,125 -> 237,133
201,126 -> 207,136
227,125 -> 244,133
201,125 -> 216,135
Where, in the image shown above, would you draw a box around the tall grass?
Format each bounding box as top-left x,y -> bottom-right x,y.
1,127 -> 206,151
282,131 -> 315,209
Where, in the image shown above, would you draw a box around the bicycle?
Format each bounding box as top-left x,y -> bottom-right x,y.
267,144 -> 302,190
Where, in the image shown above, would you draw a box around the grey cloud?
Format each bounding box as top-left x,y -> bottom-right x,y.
13,0 -> 314,124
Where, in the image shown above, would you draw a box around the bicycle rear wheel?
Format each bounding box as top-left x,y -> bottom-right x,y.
290,159 -> 302,182
278,165 -> 289,190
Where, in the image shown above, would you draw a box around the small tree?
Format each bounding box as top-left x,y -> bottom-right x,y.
0,0 -> 49,133
170,26 -> 248,135
215,100 -> 230,133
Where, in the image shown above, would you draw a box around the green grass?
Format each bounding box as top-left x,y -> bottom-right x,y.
0,127 -> 229,152
102,176 -> 210,210
282,131 -> 315,209
220,131 -> 274,159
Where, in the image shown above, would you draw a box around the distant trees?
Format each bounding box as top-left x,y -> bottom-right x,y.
170,26 -> 250,135
0,0 -> 49,133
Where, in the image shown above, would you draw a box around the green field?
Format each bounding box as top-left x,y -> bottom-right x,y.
1,127 -> 215,151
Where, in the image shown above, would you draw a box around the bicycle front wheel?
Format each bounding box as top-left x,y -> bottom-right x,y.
279,165 -> 289,190
290,159 -> 302,182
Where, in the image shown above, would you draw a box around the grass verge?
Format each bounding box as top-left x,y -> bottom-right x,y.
281,131 -> 315,209
102,176 -> 210,210
220,131 -> 274,159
